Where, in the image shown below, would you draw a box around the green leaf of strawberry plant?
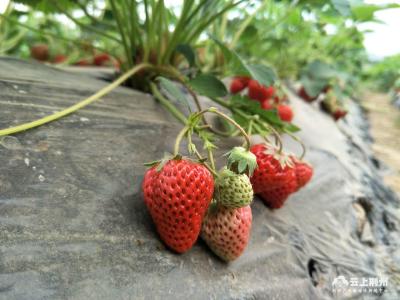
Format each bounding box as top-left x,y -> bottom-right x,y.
301,76 -> 327,98
210,36 -> 276,86
306,60 -> 337,80
189,74 -> 228,98
351,3 -> 400,22
283,123 -> 301,133
245,64 -> 276,87
157,76 -> 191,112
230,95 -> 282,126
210,35 -> 247,74
143,159 -> 161,167
176,44 -> 196,67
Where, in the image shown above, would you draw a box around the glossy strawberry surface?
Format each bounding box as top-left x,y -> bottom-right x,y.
143,159 -> 214,253
230,79 -> 246,94
248,80 -> 265,102
261,99 -> 273,110
292,158 -> 313,191
250,144 -> 297,208
277,104 -> 294,122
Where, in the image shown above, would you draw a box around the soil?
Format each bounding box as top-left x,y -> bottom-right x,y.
362,90 -> 400,195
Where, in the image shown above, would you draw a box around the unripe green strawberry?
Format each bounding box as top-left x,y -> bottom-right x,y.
215,168 -> 253,208
202,204 -> 252,262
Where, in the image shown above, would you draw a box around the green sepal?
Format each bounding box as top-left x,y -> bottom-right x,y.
144,153 -> 183,172
143,160 -> 161,167
262,144 -> 294,169
198,157 -> 208,163
224,146 -> 257,176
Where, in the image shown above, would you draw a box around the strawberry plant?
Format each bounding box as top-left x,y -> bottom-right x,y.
142,107 -> 256,258
0,2 -> 27,55
1,0 -> 394,262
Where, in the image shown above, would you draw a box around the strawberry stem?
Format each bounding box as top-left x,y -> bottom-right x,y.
149,82 -> 188,125
173,126 -> 189,156
284,129 -> 307,160
210,109 -> 251,151
193,108 -> 251,151
262,122 -> 283,153
156,68 -> 231,138
0,63 -> 152,136
192,147 -> 218,177
207,147 -> 216,171
247,119 -> 254,136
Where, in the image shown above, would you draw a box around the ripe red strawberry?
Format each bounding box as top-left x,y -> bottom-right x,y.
265,86 -> 275,99
292,158 -> 313,191
94,53 -> 111,66
230,79 -> 245,94
53,54 -> 67,64
237,76 -> 251,86
75,59 -> 91,66
248,80 -> 264,102
248,80 -> 275,102
333,109 -> 347,121
261,99 -> 273,110
259,188 -> 292,209
201,204 -> 252,262
142,159 -> 214,253
298,86 -> 317,102
250,144 -> 297,209
143,166 -> 157,208
277,104 -> 294,122
259,86 -> 269,100
30,44 -> 49,61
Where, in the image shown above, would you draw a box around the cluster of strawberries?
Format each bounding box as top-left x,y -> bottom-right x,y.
74,53 -> 119,68
250,144 -> 313,209
230,77 -> 294,123
30,43 -> 118,68
142,143 -> 313,262
298,86 -> 348,121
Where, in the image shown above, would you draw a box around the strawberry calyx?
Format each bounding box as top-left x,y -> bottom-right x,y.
144,153 -> 211,174
262,144 -> 294,169
225,146 -> 257,176
143,153 -> 183,171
